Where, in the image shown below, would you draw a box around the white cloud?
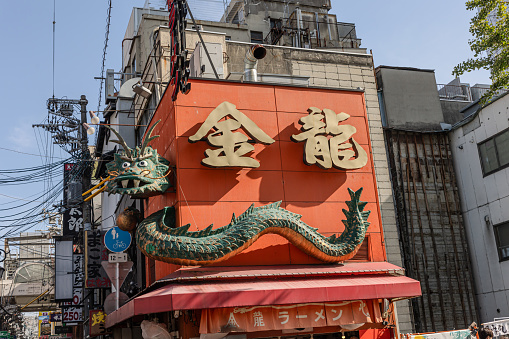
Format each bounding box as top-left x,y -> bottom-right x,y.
7,122 -> 38,151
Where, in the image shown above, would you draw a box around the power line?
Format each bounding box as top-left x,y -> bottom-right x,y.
52,0 -> 56,97
0,147 -> 67,159
97,0 -> 112,114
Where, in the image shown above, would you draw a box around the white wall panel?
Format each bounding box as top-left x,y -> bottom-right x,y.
501,261 -> 509,291
499,196 -> 509,223
474,120 -> 488,142
468,207 -> 493,294
484,174 -> 500,203
495,171 -> 509,203
454,143 -> 478,211
488,199 -> 502,225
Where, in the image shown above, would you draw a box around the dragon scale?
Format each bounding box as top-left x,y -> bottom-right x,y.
136,188 -> 370,266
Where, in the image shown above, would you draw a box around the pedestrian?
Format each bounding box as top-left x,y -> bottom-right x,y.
478,328 -> 494,339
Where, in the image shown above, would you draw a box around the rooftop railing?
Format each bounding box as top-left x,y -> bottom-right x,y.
437,84 -> 473,101
437,84 -> 508,102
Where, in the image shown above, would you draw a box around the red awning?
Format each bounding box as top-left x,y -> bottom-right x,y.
106,262 -> 421,328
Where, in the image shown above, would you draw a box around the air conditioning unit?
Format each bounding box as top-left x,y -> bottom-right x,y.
189,42 -> 224,79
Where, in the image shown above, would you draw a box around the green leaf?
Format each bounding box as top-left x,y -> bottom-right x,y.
455,0 -> 509,103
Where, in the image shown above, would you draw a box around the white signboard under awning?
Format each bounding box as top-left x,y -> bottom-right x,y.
483,319 -> 509,338
11,283 -> 46,296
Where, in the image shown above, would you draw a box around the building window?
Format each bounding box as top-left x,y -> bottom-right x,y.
250,31 -> 264,44
478,127 -> 509,176
494,221 -> 509,262
225,36 -> 231,41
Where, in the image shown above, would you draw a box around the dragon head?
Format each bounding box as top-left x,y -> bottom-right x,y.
104,120 -> 171,198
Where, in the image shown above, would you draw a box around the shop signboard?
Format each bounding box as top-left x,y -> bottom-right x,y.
407,330 -> 471,339
62,288 -> 82,324
482,319 -> 509,338
62,253 -> 83,324
89,309 -> 109,337
54,325 -> 73,335
143,83 -> 389,269
63,163 -> 83,236
85,230 -> 111,288
11,282 -> 45,296
72,254 -> 84,288
200,300 -> 382,333
50,312 -> 62,322
54,239 -> 73,301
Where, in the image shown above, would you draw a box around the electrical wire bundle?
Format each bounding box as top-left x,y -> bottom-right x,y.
0,152 -> 91,240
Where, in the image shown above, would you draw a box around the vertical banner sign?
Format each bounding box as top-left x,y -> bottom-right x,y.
62,254 -> 84,324
85,230 -> 111,288
89,310 -> 109,337
39,312 -> 51,336
167,0 -> 191,101
54,239 -> 73,301
63,163 -> 83,236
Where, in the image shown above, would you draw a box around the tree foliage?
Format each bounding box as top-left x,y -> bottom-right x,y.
453,0 -> 509,102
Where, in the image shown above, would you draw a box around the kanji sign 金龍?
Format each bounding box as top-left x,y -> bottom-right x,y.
292,107 -> 368,170
189,101 -> 275,168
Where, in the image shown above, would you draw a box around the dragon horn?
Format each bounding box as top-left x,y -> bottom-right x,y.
105,125 -> 133,160
139,120 -> 161,156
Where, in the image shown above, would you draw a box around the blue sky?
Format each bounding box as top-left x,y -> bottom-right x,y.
0,0 -> 490,237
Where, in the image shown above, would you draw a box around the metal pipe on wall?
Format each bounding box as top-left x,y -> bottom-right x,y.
243,44 -> 267,82
296,7 -> 302,48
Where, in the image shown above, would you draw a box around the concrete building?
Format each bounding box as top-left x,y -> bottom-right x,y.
376,66 -> 479,332
377,65 -> 509,331
450,92 -> 509,322
98,1 -> 419,335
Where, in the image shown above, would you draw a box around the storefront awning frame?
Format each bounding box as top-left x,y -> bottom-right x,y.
106,262 -> 421,328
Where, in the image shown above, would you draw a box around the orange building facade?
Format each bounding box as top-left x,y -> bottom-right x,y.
106,79 -> 420,338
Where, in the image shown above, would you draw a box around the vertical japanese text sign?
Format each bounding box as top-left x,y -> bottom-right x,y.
85,230 -> 111,288
62,253 -> 84,323
89,309 -> 109,336
63,163 -> 83,236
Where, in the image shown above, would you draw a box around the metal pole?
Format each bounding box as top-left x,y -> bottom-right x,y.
80,95 -> 91,231
20,290 -> 50,311
79,95 -> 92,339
116,262 -> 119,310
185,1 -> 220,79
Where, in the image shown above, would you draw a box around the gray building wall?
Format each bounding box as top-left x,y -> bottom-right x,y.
376,67 -> 445,131
377,66 -> 480,332
450,94 -> 509,323
440,100 -> 469,125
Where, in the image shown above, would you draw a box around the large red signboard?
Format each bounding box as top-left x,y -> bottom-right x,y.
145,79 -> 384,281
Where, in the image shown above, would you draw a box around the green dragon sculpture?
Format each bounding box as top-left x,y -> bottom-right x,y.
135,188 -> 370,266
105,120 -> 171,198
105,121 -> 370,265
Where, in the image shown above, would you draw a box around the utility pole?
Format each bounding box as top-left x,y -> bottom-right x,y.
34,95 -> 93,338
80,95 -> 91,231
79,95 -> 92,339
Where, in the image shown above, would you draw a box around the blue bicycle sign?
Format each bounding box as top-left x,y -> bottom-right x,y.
104,227 -> 132,253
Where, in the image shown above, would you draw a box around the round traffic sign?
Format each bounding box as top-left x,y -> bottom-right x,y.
104,226 -> 132,253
